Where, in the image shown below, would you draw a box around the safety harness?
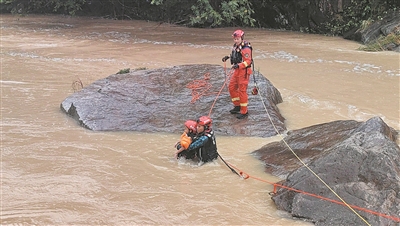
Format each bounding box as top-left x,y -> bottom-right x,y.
230,41 -> 252,66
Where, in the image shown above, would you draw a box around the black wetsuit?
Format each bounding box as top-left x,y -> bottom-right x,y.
186,130 -> 218,163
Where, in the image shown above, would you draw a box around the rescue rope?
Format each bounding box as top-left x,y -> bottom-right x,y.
185,64 -> 245,178
218,154 -> 240,177
185,65 -> 233,117
227,162 -> 400,223
185,65 -> 399,224
186,72 -> 213,104
250,73 -> 373,225
207,68 -> 233,117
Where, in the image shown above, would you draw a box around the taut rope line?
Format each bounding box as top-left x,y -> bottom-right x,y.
227,163 -> 400,223
248,70 -> 371,225
184,67 -> 400,224
207,68 -> 233,117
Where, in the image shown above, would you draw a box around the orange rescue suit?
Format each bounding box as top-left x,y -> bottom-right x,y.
229,41 -> 253,114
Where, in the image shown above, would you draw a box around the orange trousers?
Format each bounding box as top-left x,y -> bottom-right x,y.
229,67 -> 252,114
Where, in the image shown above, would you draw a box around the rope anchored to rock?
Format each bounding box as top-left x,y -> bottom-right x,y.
186,69 -> 233,117
186,72 -> 213,104
184,66 -> 399,225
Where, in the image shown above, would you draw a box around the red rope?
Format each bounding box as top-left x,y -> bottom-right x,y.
186,67 -> 233,117
185,63 -> 399,223
186,73 -> 213,104
227,163 -> 400,223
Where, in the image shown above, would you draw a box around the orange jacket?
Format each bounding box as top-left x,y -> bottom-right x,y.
180,132 -> 192,150
238,45 -> 252,70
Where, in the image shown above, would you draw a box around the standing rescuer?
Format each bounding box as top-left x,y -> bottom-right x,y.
222,29 -> 253,119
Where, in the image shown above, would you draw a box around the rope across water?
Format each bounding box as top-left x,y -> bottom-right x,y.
184,65 -> 399,225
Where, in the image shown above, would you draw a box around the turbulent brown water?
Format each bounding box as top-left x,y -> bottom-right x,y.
1,14 -> 399,225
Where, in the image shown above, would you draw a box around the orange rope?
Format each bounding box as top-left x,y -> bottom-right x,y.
184,64 -> 399,223
208,69 -> 233,117
186,73 -> 213,104
227,163 -> 400,223
184,63 -> 398,224
185,65 -> 233,117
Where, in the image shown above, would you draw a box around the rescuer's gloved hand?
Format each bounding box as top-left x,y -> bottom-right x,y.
232,64 -> 239,69
222,56 -> 229,62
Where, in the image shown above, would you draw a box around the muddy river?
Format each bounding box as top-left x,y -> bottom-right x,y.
1,14 -> 399,225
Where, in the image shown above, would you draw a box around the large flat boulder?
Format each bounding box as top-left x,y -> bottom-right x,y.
61,64 -> 286,137
253,117 -> 400,226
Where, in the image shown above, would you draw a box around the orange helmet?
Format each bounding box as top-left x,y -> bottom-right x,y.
197,116 -> 212,127
232,29 -> 244,39
184,120 -> 197,133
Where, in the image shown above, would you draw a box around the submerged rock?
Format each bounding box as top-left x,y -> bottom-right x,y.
61,64 -> 286,137
253,117 -> 400,226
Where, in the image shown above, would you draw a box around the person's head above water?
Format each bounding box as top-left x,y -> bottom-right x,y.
184,120 -> 197,134
197,116 -> 212,133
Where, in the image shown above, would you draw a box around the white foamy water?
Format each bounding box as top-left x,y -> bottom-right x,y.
1,14 -> 398,225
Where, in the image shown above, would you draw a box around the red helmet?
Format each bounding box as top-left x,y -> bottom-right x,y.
197,116 -> 212,127
184,120 -> 197,132
232,29 -> 244,39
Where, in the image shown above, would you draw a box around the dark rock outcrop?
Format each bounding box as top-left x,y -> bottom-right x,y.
252,119 -> 363,178
253,117 -> 400,226
347,10 -> 400,52
359,13 -> 400,44
253,1 -> 399,52
61,64 -> 286,137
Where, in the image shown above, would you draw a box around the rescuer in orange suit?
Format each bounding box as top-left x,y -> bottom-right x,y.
222,29 -> 253,119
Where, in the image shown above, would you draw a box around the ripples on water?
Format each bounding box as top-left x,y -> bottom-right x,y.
1,15 -> 398,225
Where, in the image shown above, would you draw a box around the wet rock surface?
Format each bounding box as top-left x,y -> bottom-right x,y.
253,117 -> 400,226
344,10 -> 400,52
61,64 -> 286,137
61,63 -> 400,225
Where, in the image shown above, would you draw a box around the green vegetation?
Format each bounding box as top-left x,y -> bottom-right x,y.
1,0 -> 397,30
150,0 -> 255,27
1,0 -> 399,51
1,0 -> 257,27
116,67 -> 147,74
2,0 -> 86,15
188,0 -> 255,27
323,0 -> 397,36
359,33 -> 400,51
116,68 -> 130,74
